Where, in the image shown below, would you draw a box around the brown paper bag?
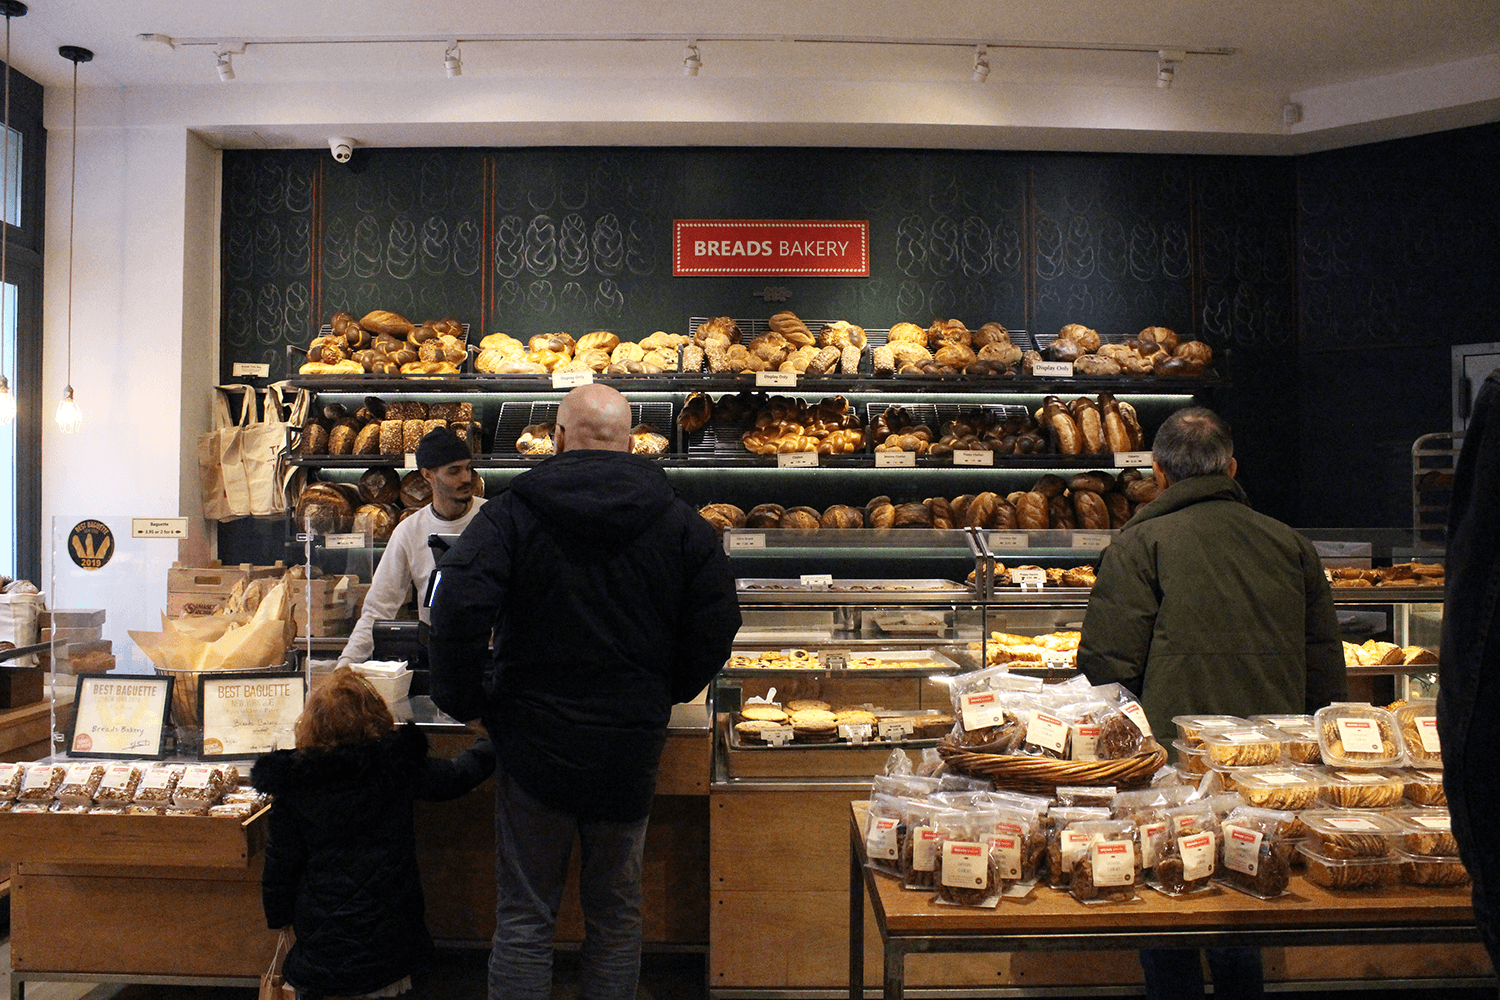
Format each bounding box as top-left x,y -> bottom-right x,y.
259,928 -> 293,1000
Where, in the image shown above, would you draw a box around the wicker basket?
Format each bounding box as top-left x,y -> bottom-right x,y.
937,738 -> 1168,793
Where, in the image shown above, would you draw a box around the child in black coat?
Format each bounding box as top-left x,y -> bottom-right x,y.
252,666 -> 494,1000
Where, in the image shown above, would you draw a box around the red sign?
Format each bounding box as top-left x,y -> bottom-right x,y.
673,220 -> 869,276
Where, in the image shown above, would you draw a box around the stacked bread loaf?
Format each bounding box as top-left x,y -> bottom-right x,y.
474,329 -> 686,376
1029,324 -> 1213,378
301,310 -> 467,377
297,397 -> 480,459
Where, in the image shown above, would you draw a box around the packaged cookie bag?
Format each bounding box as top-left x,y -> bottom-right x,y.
57,762 -> 107,805
933,807 -> 1002,907
903,804 -> 963,891
975,806 -> 1041,895
1068,820 -> 1142,904
865,791 -> 908,878
1216,805 -> 1296,899
1150,804 -> 1220,896
1044,806 -> 1111,889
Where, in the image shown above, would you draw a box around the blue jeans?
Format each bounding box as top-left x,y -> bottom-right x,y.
488,765 -> 650,1000
1140,947 -> 1264,999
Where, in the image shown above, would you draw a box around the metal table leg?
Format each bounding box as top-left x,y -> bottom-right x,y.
850,828 -> 864,1000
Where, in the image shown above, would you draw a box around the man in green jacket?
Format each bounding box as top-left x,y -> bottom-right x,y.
1077,406 -> 1347,1000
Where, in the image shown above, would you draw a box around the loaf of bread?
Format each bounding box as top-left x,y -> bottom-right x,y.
399,471 -> 432,508
352,503 -> 399,542
328,423 -> 358,456
577,331 -> 620,353
400,420 -> 423,454
300,423 -> 329,455
359,310 -> 414,336
1073,491 -> 1109,530
379,421 -> 404,455
1043,397 -> 1083,455
1016,492 -> 1049,530
353,423 -> 382,455
358,467 -> 402,505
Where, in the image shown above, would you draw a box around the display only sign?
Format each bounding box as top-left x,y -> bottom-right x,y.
673,220 -> 869,276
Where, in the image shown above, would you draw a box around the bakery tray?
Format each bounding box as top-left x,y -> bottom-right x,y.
719,646 -> 965,676
736,578 -> 971,605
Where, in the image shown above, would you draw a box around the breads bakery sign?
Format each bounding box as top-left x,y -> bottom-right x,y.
673,220 -> 869,276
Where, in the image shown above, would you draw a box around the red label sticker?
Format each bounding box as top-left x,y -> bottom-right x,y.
673,220 -> 870,276
969,693 -> 996,705
949,844 -> 983,857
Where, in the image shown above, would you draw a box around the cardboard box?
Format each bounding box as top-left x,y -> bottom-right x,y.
39,608 -> 106,628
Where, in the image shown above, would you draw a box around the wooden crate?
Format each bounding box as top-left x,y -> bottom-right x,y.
166,591 -> 226,617
166,561 -> 284,596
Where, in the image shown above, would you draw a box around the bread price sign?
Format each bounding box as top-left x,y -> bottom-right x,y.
673,220 -> 870,276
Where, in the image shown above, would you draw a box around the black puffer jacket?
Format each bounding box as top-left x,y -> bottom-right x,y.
428,449 -> 741,822
1440,368 -> 1500,968
251,725 -> 494,999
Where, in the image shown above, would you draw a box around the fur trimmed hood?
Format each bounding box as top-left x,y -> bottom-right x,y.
250,721 -> 428,797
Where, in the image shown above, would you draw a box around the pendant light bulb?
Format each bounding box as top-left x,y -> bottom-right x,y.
55,385 -> 81,433
0,377 -> 15,426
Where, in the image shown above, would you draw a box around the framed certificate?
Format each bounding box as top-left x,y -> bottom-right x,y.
198,671 -> 307,760
67,673 -> 173,759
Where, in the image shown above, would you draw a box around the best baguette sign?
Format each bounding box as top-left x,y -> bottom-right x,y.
673,220 -> 869,276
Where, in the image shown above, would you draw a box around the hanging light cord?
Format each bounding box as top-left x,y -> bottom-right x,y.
1,13 -> 12,390
65,55 -> 76,390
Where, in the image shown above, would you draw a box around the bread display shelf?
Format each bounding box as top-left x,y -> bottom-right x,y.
287,373 -> 1222,394
0,804 -> 269,869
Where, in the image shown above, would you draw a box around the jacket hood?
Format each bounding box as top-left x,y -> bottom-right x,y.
250,722 -> 427,796
1125,473 -> 1247,528
509,450 -> 677,545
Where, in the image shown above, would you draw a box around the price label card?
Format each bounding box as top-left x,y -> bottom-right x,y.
1071,724 -> 1101,761
729,533 -> 766,551
875,450 -> 916,468
1012,567 -> 1047,589
1026,710 -> 1069,753
953,449 -> 995,467
1413,816 -> 1451,831
800,574 -> 833,588
1091,840 -> 1136,886
231,362 -> 270,378
866,816 -> 900,860
839,723 -> 873,744
1336,718 -> 1385,754
961,691 -> 1008,731
760,726 -> 794,747
989,531 -> 1029,551
131,517 -> 188,539
1120,702 -> 1153,736
777,451 -> 819,469
1416,716 -> 1441,753
1072,532 -> 1112,551
1032,361 -> 1074,378
1324,816 -> 1380,831
1113,451 -> 1153,468
822,651 -> 849,671
404,453 -> 418,470
326,533 -> 363,549
552,370 -> 594,388
755,370 -> 797,388
879,719 -> 912,741
942,841 -> 990,889
1223,824 -> 1264,876
1180,832 -> 1217,881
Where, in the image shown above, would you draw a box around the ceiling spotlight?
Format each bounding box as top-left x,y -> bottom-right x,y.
444,41 -> 462,78
971,45 -> 990,83
683,42 -> 701,77
1157,48 -> 1185,89
135,32 -> 175,48
216,49 -> 234,81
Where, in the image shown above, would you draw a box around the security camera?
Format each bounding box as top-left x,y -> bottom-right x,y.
328,136 -> 355,163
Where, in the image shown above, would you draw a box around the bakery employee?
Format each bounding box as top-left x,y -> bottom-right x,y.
338,427 -> 487,666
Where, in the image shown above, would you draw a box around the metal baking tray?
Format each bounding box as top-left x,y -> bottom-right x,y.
718,646 -> 965,675
736,578 -> 972,605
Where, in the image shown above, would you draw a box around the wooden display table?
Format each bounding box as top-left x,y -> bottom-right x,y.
848,802 -> 1489,1000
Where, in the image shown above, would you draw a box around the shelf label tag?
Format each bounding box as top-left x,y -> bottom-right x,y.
953,449 -> 994,466
822,651 -> 848,671
1335,718 -> 1384,755
875,450 -> 916,468
130,518 -> 188,539
1032,361 -> 1074,378
800,574 -> 833,588
551,370 -> 594,389
728,532 -> 766,551
839,723 -> 872,744
1113,451 -> 1153,468
1072,532 -> 1113,551
1012,567 -> 1047,589
231,362 -> 270,378
777,451 -> 818,469
879,719 -> 912,741
989,531 -> 1029,551
755,371 -> 797,388
404,453 -> 417,470
326,533 -> 363,549
762,726 -> 794,747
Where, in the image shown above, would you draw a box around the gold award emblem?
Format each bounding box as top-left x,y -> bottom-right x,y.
68,520 -> 115,571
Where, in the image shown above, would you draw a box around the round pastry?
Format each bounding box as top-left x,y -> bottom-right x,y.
577,331 -> 620,353
787,699 -> 831,713
699,503 -> 747,534
867,502 -> 895,529
745,503 -> 785,529
294,483 -> 353,533
735,720 -> 782,743
399,471 -> 432,509
1058,324 -> 1101,353
351,503 -> 399,542
516,423 -> 555,456
630,424 -> 670,456
1074,354 -> 1122,376
886,321 -> 928,345
300,423 -> 329,455
1175,341 -> 1213,364
779,507 -> 822,531
1138,326 -> 1180,353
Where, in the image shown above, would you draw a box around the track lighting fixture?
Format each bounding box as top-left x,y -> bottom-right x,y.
216,49 -> 234,81
683,42 -> 701,77
1156,48 -> 1184,89
444,41 -> 462,78
971,45 -> 990,83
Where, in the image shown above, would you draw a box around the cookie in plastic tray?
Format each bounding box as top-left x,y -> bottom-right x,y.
1171,740 -> 1209,775
1395,851 -> 1470,887
1316,766 -> 1406,809
1201,726 -> 1284,768
1393,808 -> 1459,857
1250,714 -> 1322,764
1400,767 -> 1446,807
1392,700 -> 1442,767
1297,842 -> 1398,889
1228,765 -> 1323,811
1314,703 -> 1404,768
1172,715 -> 1249,748
1299,809 -> 1402,859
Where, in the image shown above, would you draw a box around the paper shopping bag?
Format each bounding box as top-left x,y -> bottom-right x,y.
259,929 -> 293,1000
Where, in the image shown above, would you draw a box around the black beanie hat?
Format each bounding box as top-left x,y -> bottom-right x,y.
415,427 -> 472,469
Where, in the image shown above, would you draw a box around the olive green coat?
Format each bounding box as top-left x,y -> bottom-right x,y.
1077,474 -> 1347,747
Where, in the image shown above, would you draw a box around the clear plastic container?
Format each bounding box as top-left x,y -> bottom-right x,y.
1229,765 -> 1323,811
1392,701 -> 1442,768
1299,809 -> 1402,858
1297,842 -> 1398,889
1249,715 -> 1323,764
1395,851 -> 1470,887
1172,714 -> 1249,748
1172,739 -> 1209,775
1316,767 -> 1406,809
1314,704 -> 1404,768
1201,726 -> 1284,768
1393,808 -> 1459,857
1400,768 -> 1447,807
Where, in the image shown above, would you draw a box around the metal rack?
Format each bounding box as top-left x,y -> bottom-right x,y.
1412,431 -> 1461,549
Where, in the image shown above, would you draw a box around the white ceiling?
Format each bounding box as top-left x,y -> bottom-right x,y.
5,0 -> 1499,154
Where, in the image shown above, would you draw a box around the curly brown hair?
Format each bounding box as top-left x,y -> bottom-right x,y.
294,666 -> 395,751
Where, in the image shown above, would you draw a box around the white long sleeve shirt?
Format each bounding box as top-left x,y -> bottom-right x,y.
339,498 -> 486,664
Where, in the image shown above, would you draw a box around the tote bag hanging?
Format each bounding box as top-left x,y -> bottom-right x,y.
241,384 -> 296,517
197,387 -> 251,521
